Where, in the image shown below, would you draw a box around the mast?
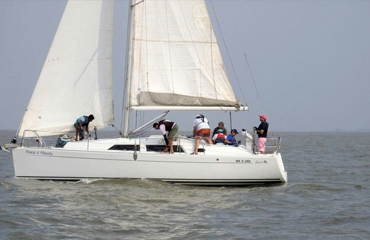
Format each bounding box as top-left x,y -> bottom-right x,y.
122,0 -> 135,137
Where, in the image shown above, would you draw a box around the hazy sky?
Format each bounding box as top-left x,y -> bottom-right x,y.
0,0 -> 369,133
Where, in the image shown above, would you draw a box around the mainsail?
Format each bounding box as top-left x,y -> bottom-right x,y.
18,0 -> 114,137
129,0 -> 241,109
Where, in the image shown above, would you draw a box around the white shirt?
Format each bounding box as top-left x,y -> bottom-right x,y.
159,124 -> 167,135
193,117 -> 210,131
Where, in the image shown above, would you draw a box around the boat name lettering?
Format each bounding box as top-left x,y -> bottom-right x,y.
255,160 -> 268,164
26,150 -> 53,156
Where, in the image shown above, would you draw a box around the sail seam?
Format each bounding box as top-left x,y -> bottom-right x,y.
176,0 -> 234,104
165,0 -> 175,98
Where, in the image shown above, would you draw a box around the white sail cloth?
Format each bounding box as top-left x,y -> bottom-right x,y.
130,0 -> 241,108
18,0 -> 114,137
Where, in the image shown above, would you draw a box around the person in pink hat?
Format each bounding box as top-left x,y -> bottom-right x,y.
254,115 -> 269,153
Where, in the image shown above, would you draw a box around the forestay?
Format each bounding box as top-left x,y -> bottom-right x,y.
18,0 -> 114,137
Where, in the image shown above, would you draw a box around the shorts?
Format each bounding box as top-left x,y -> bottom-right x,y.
196,128 -> 210,139
258,137 -> 267,152
74,123 -> 84,139
168,125 -> 178,140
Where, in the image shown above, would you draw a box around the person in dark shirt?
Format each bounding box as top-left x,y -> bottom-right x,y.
226,129 -> 239,146
153,119 -> 178,154
254,115 -> 268,153
74,114 -> 94,141
212,122 -> 228,136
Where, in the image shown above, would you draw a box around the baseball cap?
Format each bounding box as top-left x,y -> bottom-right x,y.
259,115 -> 267,120
231,129 -> 239,134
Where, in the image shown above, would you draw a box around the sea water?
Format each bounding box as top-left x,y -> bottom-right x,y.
0,130 -> 369,239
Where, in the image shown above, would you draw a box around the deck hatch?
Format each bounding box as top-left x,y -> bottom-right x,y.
108,145 -> 140,151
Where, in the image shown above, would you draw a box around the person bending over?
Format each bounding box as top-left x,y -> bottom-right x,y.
153,119 -> 179,154
192,114 -> 213,155
74,114 -> 94,141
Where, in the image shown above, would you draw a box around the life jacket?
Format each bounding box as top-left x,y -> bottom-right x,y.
215,133 -> 226,144
159,119 -> 175,132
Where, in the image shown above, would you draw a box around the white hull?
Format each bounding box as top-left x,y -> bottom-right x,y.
11,136 -> 287,186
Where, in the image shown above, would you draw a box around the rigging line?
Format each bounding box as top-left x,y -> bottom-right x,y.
229,112 -> 233,130
218,4 -> 272,137
244,53 -> 266,114
209,0 -> 247,105
210,14 -> 216,100
176,0 -> 234,105
222,2 -> 266,114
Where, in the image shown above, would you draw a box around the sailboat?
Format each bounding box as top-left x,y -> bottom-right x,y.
2,0 -> 287,186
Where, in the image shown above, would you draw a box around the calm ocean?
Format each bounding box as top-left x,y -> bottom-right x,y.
0,130 -> 369,239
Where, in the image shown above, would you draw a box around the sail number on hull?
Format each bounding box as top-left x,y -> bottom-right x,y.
236,160 -> 268,164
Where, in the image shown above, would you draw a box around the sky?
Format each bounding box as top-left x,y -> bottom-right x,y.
0,0 -> 369,133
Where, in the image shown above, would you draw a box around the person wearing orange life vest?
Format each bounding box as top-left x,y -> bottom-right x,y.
153,119 -> 178,154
